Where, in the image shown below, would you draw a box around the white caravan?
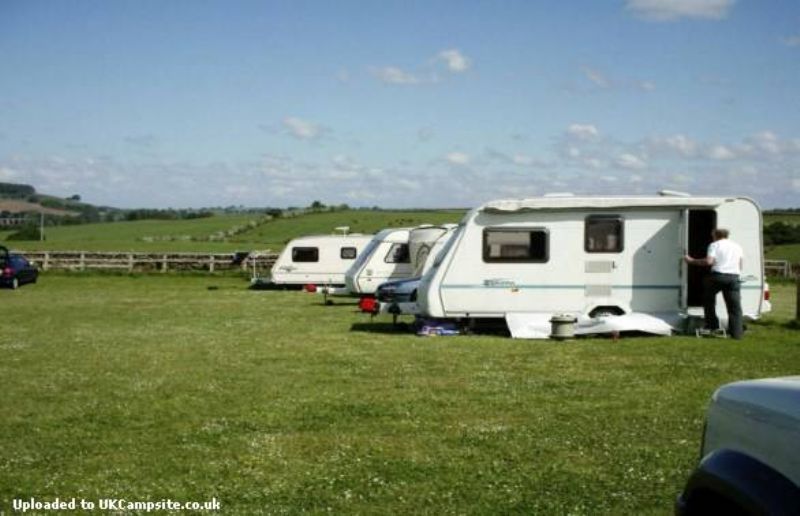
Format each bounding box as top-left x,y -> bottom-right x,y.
345,228 -> 413,295
269,232 -> 373,289
417,193 -> 769,336
372,225 -> 458,316
346,224 -> 459,297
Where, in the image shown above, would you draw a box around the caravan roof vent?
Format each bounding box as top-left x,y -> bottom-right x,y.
658,190 -> 691,198
334,226 -> 350,235
543,192 -> 575,198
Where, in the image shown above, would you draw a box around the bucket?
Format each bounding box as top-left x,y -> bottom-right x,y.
550,314 -> 577,340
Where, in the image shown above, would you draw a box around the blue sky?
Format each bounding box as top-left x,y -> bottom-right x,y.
1,0 -> 799,208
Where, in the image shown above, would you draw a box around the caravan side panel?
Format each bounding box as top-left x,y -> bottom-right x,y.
435,210 -> 683,317
271,236 -> 371,286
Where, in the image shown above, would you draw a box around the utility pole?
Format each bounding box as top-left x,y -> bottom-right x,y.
39,211 -> 44,241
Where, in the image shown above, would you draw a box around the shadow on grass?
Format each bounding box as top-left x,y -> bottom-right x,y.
315,299 -> 359,307
751,318 -> 800,330
349,321 -> 415,334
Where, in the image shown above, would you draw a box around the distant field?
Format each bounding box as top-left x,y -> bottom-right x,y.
763,212 -> 800,265
766,243 -> 800,264
0,214 -> 264,252
0,199 -> 78,216
764,212 -> 800,225
0,210 -> 465,253
230,209 -> 466,249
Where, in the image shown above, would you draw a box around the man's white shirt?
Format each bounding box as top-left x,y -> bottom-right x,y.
707,239 -> 743,274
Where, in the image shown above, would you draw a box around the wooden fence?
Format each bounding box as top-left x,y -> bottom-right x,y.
16,250 -> 279,274
765,259 -> 797,278
11,251 -> 796,278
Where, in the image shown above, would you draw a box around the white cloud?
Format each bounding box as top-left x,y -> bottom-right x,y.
646,134 -> 702,158
124,134 -> 159,148
445,152 -> 471,166
782,36 -> 800,47
661,134 -> 697,157
335,68 -> 350,83
705,144 -> 735,160
512,154 -> 534,166
581,67 -> 610,88
671,173 -> 692,184
626,0 -> 735,21
616,153 -> 648,170
417,127 -> 434,142
583,158 -> 604,169
372,66 -> 420,85
282,117 -> 321,140
0,166 -> 18,180
436,49 -> 471,73
638,80 -> 657,92
567,124 -> 600,141
396,178 -> 421,191
749,131 -> 780,155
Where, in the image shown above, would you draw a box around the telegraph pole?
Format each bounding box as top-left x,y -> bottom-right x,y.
39,211 -> 44,241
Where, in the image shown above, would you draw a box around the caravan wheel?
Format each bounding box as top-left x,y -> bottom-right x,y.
589,306 -> 624,318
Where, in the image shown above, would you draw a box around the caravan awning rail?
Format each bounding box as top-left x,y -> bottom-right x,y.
481,197 -> 734,213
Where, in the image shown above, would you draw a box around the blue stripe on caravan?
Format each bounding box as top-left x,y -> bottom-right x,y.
441,284 -> 682,290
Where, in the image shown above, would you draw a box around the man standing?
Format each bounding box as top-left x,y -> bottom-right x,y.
684,229 -> 744,339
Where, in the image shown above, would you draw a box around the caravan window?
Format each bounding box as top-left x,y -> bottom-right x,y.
585,215 -> 624,253
384,243 -> 410,263
291,247 -> 319,262
483,228 -> 548,263
340,247 -> 357,260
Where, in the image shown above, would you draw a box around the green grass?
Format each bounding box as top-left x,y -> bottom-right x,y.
763,281 -> 798,321
766,243 -> 800,264
230,209 -> 466,250
764,212 -> 800,225
1,276 -> 798,514
1,210 -> 465,253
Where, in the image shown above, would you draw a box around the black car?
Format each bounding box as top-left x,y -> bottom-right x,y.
0,246 -> 38,289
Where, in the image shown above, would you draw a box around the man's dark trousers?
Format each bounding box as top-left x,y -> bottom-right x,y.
703,272 -> 743,339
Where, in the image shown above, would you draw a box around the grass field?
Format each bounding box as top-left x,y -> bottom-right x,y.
1,275 -> 797,514
764,212 -> 800,225
0,214 -> 261,253
229,210 -> 465,249
0,210 -> 465,254
766,243 -> 800,264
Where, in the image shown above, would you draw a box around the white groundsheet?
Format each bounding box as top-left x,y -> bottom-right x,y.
506,312 -> 675,339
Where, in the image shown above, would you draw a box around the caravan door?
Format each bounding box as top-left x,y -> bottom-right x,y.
715,199 -> 765,318
685,209 -> 717,308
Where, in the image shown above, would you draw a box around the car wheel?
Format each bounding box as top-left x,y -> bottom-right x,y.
11,277 -> 19,290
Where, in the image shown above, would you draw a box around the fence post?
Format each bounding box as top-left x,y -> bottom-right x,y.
43,251 -> 49,271
128,253 -> 134,272
209,254 -> 215,273
80,252 -> 85,271
162,254 -> 168,273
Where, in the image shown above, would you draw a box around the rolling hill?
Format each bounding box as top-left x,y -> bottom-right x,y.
0,209 -> 467,253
